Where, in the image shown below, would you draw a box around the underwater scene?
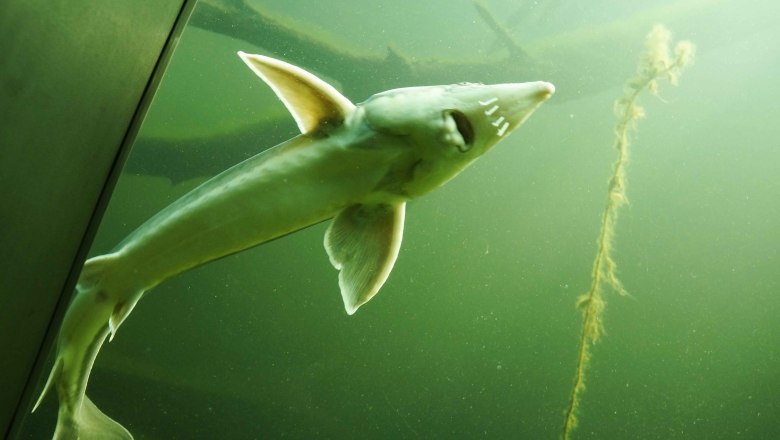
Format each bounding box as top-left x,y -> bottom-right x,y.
22,0 -> 779,438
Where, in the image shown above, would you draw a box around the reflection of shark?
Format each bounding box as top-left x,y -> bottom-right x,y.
33,52 -> 553,439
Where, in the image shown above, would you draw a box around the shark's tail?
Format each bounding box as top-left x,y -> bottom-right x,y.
32,253 -> 141,439
51,395 -> 133,440
34,358 -> 133,440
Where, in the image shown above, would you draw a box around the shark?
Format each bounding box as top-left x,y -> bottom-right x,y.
32,52 -> 554,439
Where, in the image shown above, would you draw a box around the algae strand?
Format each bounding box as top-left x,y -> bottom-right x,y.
561,25 -> 694,440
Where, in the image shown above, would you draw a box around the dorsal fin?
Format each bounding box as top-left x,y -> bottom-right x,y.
238,52 -> 355,134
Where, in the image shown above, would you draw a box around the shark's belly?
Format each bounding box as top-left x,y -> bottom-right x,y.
114,136 -> 392,290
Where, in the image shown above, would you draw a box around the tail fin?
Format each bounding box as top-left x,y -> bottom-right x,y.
32,356 -> 62,413
52,395 -> 133,440
33,253 -> 142,439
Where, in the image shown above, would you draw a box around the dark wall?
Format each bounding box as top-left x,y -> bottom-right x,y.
0,0 -> 192,436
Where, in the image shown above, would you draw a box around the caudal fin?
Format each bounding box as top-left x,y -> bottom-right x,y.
32,356 -> 62,413
52,395 -> 133,440
33,252 -> 141,439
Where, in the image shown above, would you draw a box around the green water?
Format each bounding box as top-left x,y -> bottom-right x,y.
23,0 -> 779,438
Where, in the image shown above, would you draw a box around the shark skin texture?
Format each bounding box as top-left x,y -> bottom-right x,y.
32,52 -> 554,439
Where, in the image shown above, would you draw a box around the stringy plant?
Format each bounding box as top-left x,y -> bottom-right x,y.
561,25 -> 694,440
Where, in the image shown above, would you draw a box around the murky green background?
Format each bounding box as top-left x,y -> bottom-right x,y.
24,0 -> 779,438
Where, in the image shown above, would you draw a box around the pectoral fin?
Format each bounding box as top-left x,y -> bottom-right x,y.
325,203 -> 406,315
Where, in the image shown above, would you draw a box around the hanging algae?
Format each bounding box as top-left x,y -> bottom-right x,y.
561,25 -> 694,440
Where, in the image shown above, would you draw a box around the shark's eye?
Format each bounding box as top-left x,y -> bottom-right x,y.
447,110 -> 475,150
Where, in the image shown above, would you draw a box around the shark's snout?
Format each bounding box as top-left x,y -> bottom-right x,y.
482,81 -> 555,136
513,81 -> 554,103
535,81 -> 556,100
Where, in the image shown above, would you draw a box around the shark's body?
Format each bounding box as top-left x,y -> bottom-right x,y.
34,52 -> 553,439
